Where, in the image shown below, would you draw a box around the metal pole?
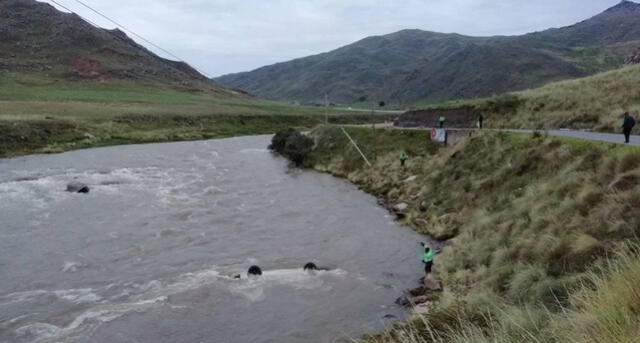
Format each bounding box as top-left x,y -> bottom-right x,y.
325,94 -> 328,125
341,127 -> 372,167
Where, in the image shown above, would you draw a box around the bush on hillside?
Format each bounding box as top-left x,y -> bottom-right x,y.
270,128 -> 314,166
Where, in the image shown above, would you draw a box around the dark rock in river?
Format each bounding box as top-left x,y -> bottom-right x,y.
395,295 -> 411,307
66,182 -> 90,194
411,296 -> 429,306
408,286 -> 426,297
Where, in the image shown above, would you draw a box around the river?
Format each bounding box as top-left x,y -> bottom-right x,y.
0,136 -> 425,343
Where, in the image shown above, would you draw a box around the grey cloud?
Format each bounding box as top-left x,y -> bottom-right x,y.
40,0 -> 619,76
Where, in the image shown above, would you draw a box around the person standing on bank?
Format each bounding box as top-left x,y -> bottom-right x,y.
478,114 -> 484,129
438,116 -> 445,128
622,112 -> 636,144
420,242 -> 434,275
399,152 -> 408,167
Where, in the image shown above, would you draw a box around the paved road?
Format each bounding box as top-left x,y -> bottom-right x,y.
518,129 -> 640,146
336,107 -> 406,115
361,123 -> 640,146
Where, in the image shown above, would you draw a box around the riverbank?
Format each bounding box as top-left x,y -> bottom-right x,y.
0,114 -> 391,158
302,126 -> 640,342
0,73 -> 393,158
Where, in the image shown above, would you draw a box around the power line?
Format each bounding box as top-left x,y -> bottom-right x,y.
49,0 -> 213,78
48,0 -> 101,28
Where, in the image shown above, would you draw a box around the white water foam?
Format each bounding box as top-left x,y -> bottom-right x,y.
1,288 -> 102,305
240,148 -> 270,153
60,261 -> 90,274
14,297 -> 167,343
227,268 -> 346,302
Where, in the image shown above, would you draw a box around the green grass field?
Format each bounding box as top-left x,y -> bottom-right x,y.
0,72 -> 393,157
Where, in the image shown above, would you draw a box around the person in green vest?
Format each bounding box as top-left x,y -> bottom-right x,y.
420,242 -> 434,274
399,152 -> 408,167
438,116 -> 445,128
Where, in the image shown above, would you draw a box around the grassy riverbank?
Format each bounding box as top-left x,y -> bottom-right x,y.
0,72 -> 391,158
414,64 -> 640,132
305,126 -> 640,342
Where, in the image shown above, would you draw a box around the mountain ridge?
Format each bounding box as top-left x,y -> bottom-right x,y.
0,0 -> 238,95
216,1 -> 640,105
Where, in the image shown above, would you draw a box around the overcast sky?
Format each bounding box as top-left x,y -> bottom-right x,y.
40,0 -> 622,77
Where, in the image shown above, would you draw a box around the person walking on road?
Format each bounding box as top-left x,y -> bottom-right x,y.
399,152 -> 408,167
622,112 -> 636,144
420,242 -> 434,275
438,116 -> 446,128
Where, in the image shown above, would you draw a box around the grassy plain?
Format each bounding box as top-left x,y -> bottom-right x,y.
0,72 -> 390,157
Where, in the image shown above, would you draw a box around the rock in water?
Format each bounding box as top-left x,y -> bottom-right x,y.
408,286 -> 426,297
66,182 -> 90,194
411,296 -> 429,306
395,295 -> 411,307
247,265 -> 262,276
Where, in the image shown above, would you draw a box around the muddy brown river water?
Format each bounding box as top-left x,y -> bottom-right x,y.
0,135 -> 426,343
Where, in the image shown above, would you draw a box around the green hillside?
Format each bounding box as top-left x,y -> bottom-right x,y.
421,63 -> 640,131
216,1 -> 640,106
0,1 -> 390,157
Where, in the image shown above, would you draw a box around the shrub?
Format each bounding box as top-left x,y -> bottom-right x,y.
269,128 -> 296,154
270,128 -> 314,166
283,131 -> 314,166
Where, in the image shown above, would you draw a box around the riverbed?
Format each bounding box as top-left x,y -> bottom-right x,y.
0,136 -> 425,343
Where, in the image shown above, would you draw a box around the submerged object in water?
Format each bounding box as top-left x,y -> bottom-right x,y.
248,265 -> 262,276
66,182 -> 90,194
303,262 -> 318,271
303,262 -> 329,271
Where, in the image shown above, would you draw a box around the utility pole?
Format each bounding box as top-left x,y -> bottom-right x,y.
324,93 -> 329,125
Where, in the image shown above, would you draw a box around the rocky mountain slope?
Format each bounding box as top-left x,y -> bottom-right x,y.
216,1 -> 640,105
0,0 -> 235,94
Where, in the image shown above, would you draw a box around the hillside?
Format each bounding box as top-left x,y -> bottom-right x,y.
411,63 -> 640,132
216,1 -> 640,105
486,63 -> 640,131
0,0 -> 238,95
0,0 -> 391,158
